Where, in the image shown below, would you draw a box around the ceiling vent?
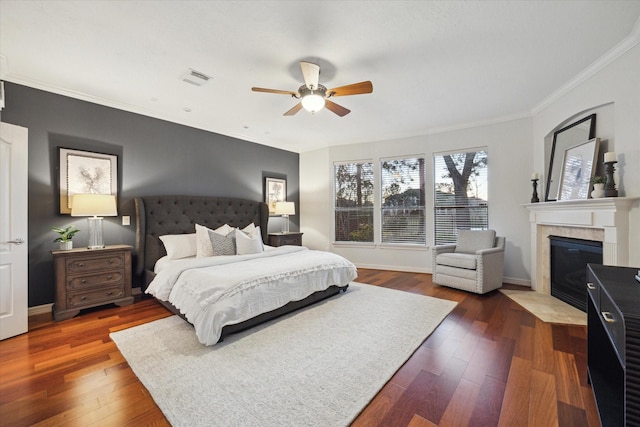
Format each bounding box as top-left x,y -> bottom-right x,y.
182,69 -> 211,86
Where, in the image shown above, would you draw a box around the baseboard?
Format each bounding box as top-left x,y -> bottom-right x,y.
354,263 -> 430,274
502,277 -> 531,287
354,263 -> 531,288
28,303 -> 53,316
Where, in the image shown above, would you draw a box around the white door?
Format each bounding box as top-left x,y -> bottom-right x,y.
0,122 -> 28,340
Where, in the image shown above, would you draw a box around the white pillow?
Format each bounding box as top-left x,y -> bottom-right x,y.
235,226 -> 264,255
195,223 -> 234,257
241,222 -> 256,234
159,233 -> 197,259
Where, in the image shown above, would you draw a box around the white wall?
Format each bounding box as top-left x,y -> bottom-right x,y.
533,41 -> 640,267
301,37 -> 640,283
301,117 -> 533,285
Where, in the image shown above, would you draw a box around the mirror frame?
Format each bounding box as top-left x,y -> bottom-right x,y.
545,114 -> 596,201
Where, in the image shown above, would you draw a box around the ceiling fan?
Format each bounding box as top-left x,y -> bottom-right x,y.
251,61 -> 373,117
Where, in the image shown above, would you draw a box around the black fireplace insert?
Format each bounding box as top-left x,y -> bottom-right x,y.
549,236 -> 603,312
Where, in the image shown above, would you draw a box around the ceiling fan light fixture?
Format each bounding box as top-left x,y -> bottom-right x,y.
301,93 -> 325,113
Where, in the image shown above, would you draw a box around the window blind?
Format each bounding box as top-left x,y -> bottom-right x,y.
334,161 -> 374,242
380,157 -> 426,244
433,150 -> 488,245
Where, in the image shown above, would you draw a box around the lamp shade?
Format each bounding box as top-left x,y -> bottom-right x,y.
274,201 -> 295,216
71,194 -> 117,217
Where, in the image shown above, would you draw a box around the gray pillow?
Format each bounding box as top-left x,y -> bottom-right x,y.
454,230 -> 496,254
208,229 -> 236,256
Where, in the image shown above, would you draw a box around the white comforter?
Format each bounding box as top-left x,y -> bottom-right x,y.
146,246 -> 357,345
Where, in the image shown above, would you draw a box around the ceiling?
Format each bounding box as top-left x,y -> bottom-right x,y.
2,1 -> 640,153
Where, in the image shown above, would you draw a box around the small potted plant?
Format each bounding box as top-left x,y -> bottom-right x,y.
590,175 -> 606,198
52,225 -> 79,250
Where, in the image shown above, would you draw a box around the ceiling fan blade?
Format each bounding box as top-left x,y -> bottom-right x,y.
300,61 -> 320,90
326,81 -> 373,97
324,100 -> 351,117
283,102 -> 303,116
252,87 -> 298,96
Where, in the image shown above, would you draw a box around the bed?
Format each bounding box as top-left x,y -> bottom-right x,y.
134,195 -> 357,345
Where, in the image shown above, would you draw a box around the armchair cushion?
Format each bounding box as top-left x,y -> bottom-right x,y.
436,253 -> 477,270
454,229 -> 496,254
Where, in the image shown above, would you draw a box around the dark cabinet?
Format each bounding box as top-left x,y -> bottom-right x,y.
586,263 -> 640,427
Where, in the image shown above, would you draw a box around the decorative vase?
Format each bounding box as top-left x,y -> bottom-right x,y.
591,183 -> 605,199
59,241 -> 73,250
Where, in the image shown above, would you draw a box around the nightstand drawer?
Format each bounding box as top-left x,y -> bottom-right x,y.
268,233 -> 303,247
66,254 -> 125,274
66,271 -> 124,290
278,235 -> 302,245
67,286 -> 125,308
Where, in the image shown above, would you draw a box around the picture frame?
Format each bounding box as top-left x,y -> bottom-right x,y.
58,147 -> 118,214
557,138 -> 600,201
265,177 -> 286,215
545,114 -> 596,201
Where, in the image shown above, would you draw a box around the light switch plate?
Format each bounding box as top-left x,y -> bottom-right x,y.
122,216 -> 130,226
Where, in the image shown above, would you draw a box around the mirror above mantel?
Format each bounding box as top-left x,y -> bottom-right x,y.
545,114 -> 596,201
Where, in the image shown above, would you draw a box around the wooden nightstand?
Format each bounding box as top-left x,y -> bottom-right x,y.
52,245 -> 134,321
268,232 -> 303,247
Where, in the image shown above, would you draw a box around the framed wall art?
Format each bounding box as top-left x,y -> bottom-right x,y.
557,137 -> 600,201
58,147 -> 118,214
265,177 -> 286,215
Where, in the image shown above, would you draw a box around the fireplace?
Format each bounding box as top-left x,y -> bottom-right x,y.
525,198 -> 637,295
549,236 -> 602,312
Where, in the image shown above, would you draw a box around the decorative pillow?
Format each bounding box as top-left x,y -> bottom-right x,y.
241,222 -> 256,234
195,223 -> 234,257
208,229 -> 236,256
235,226 -> 264,255
159,233 -> 197,260
454,229 -> 496,254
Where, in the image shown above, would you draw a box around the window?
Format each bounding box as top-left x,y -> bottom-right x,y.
380,157 -> 426,244
334,161 -> 374,242
433,150 -> 488,245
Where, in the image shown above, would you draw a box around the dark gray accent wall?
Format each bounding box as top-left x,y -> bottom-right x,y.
2,83 -> 299,307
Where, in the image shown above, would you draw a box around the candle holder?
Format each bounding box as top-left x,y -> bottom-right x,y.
530,179 -> 540,203
603,160 -> 618,197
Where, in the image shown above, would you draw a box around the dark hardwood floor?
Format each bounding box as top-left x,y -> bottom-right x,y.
0,269 -> 600,426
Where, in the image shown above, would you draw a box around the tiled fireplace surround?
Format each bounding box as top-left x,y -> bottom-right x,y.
525,197 -> 638,294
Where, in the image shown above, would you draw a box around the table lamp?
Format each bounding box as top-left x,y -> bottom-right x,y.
71,194 -> 117,249
274,202 -> 295,233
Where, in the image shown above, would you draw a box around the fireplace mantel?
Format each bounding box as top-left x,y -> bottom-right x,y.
524,197 -> 638,293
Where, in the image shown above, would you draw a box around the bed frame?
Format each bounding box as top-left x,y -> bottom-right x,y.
134,195 -> 347,341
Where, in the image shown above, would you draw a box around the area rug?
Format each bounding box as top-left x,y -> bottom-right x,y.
110,283 -> 457,427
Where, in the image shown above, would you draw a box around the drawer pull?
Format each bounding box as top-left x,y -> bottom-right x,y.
78,263 -> 85,267
81,279 -> 87,284
602,311 -> 615,323
107,275 -> 113,280
586,282 -> 596,290
81,296 -> 87,301
107,291 -> 113,296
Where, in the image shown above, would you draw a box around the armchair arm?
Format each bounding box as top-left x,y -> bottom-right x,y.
475,246 -> 503,256
433,244 -> 456,255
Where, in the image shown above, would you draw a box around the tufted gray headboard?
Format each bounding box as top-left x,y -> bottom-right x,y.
134,195 -> 269,276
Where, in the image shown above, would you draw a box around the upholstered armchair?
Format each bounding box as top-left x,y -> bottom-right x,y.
432,229 -> 505,294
